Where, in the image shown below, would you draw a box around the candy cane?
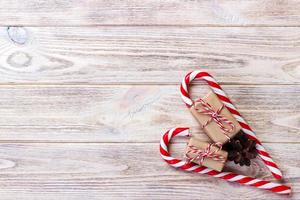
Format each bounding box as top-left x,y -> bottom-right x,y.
180,70 -> 283,180
160,127 -> 291,195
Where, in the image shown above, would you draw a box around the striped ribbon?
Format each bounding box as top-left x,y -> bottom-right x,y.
185,143 -> 225,165
194,98 -> 234,140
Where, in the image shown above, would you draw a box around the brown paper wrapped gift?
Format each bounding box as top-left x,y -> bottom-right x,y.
190,91 -> 242,144
185,137 -> 228,172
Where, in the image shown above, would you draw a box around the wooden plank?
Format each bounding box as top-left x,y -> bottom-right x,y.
0,26 -> 300,84
0,143 -> 298,199
0,85 -> 298,142
1,0 -> 300,26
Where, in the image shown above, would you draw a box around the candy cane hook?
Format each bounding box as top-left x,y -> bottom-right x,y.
180,70 -> 283,180
160,127 -> 291,195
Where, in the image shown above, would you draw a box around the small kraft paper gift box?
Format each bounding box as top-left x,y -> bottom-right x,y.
185,137 -> 228,172
190,91 -> 242,144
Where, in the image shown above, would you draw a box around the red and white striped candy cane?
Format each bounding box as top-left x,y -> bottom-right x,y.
160,127 -> 291,195
180,70 -> 283,180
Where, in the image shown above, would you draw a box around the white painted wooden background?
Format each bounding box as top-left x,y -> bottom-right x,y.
0,1 -> 299,199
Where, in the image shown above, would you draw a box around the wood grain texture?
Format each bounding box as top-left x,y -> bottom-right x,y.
0,85 -> 298,142
1,0 -> 300,26
0,27 -> 299,84
0,143 -> 298,200
0,1 -> 299,199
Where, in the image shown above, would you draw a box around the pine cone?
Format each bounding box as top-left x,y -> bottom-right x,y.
223,130 -> 257,166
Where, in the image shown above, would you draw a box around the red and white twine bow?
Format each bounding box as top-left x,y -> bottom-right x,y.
185,143 -> 225,165
195,98 -> 234,139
